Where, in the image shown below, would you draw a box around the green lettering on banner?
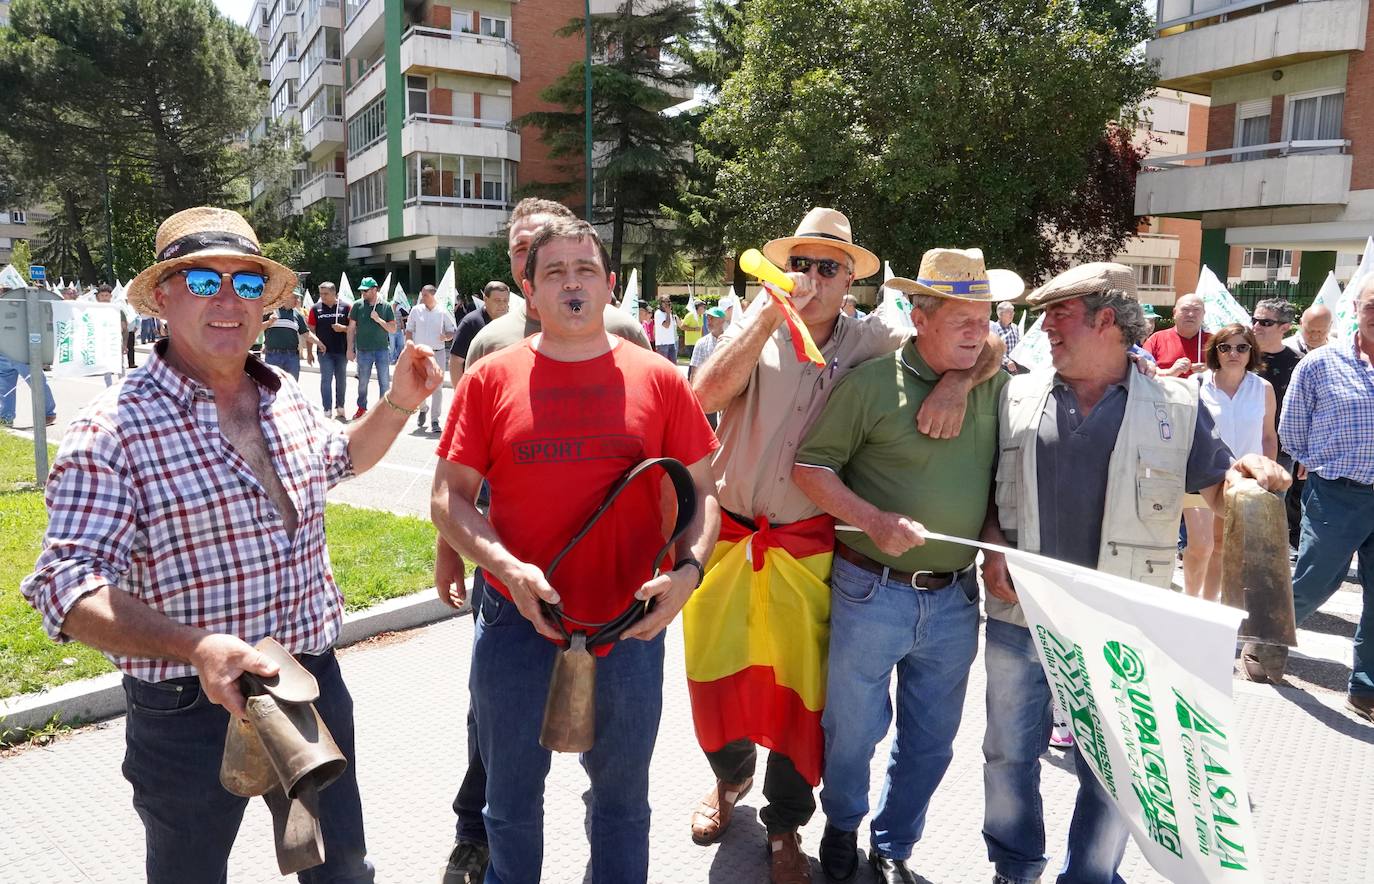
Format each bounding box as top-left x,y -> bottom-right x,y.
79,312 -> 96,367
55,320 -> 73,365
1175,691 -> 1250,871
1104,641 -> 1182,858
1036,626 -> 1116,797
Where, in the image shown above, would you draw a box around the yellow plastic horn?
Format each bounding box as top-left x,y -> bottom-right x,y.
738,248 -> 794,293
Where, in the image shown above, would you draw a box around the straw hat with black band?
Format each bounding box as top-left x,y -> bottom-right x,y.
762,207 -> 881,281
126,207 -> 297,318
885,247 -> 1024,303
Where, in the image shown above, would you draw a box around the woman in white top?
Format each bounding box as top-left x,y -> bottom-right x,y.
1181,322 -> 1277,601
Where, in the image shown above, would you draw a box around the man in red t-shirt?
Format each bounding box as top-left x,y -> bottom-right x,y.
432,217 -> 720,884
1143,292 -> 1211,377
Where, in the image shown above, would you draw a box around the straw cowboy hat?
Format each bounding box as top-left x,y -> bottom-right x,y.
126,207 -> 297,318
763,207 -> 881,280
886,248 -> 1024,303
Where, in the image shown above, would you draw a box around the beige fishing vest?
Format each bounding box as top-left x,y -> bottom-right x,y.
988,369 -> 1198,626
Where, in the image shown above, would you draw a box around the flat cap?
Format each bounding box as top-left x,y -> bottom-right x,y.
1027,262 -> 1137,310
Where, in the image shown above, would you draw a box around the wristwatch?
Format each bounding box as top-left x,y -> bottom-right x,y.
673,556 -> 705,588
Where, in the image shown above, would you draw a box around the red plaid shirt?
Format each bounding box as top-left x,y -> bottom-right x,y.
22,342 -> 354,682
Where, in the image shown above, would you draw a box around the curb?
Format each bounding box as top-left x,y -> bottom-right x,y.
0,583 -> 464,739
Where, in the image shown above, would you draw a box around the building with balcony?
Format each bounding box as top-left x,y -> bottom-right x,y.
246,0 -> 619,286
1136,0 -> 1374,299
0,207 -> 51,267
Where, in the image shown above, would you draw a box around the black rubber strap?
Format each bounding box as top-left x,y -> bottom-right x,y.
540,457 -> 697,647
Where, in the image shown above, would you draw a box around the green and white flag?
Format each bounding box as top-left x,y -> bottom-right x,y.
339,272 -> 355,306
928,531 -> 1263,884
391,281 -> 410,310
435,262 -> 457,315
0,263 -> 26,289
1326,237 -> 1373,342
621,268 -> 640,316
1008,314 -> 1051,370
1196,266 -> 1251,332
378,271 -> 394,305
878,260 -> 915,332
49,301 -> 123,377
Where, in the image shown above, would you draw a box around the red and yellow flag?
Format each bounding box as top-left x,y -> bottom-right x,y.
682,513 -> 835,785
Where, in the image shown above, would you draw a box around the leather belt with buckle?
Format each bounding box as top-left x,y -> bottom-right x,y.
834,543 -> 963,590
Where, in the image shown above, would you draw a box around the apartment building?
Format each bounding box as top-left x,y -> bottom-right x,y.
248,0 -> 625,284
0,208 -> 50,267
1135,0 -> 1374,299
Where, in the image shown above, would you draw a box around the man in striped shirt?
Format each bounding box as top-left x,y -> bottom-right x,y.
1274,277 -> 1374,723
21,207 -> 443,881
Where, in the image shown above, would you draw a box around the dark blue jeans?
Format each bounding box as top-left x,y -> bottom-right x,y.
472,589 -> 664,884
264,349 -> 301,380
318,351 -> 348,412
1292,473 -> 1374,697
452,570 -> 489,844
121,651 -> 373,883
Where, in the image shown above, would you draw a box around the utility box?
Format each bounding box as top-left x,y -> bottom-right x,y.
0,287 -> 61,367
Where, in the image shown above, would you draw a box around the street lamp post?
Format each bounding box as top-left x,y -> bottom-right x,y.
583,0 -> 593,221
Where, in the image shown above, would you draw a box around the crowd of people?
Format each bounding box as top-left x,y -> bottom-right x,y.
11,196 -> 1373,884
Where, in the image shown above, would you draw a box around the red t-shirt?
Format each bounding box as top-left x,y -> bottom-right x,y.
1144,327 -> 1211,377
441,337 -> 718,629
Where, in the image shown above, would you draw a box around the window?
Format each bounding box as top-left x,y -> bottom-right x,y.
481,158 -> 505,201
452,9 -> 475,33
301,27 -> 340,80
402,153 -> 516,206
480,94 -> 511,126
348,169 -> 387,221
407,75 -> 429,117
347,96 -> 386,155
1234,98 -> 1270,163
1242,248 -> 1293,282
9,210 -> 26,225
1135,264 -> 1172,291
302,84 -> 343,130
271,80 -> 298,117
480,16 -> 508,39
1287,90 -> 1343,143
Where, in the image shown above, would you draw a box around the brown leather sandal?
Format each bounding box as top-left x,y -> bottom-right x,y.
689,776 -> 754,845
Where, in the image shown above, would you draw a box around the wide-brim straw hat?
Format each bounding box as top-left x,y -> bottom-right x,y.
886,248 -> 1024,303
126,207 -> 296,318
1026,262 -> 1138,310
763,207 -> 881,280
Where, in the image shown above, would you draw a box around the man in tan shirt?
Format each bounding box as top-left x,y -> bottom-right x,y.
683,208 -> 1003,883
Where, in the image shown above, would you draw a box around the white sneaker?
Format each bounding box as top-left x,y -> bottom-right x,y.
333,408 -> 345,421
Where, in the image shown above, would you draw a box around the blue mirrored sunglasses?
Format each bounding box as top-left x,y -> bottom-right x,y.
177,268 -> 267,300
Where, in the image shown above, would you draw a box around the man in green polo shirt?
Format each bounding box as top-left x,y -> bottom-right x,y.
348,276 -> 397,419
791,247 -> 1020,884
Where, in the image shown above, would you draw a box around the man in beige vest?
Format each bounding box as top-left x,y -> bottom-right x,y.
975,263 -> 1288,884
686,208 -> 1004,884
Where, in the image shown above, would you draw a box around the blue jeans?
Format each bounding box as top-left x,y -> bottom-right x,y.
982,617 -> 1129,884
471,589 -> 664,884
452,570 -> 489,844
1292,474 -> 1374,696
120,651 -> 373,884
0,354 -> 56,423
319,352 -> 348,412
820,555 -> 980,860
264,349 -> 301,379
654,343 -> 677,363
389,330 -> 405,364
354,349 -> 390,410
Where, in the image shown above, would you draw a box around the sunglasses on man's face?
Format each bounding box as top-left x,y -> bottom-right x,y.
177,268 -> 267,300
787,256 -> 844,278
1252,317 -> 1285,328
1216,343 -> 1251,354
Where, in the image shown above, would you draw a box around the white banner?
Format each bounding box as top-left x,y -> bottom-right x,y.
1195,266 -> 1251,332
926,531 -> 1263,884
1330,236 -> 1374,342
1008,314 -> 1052,370
49,301 -> 124,377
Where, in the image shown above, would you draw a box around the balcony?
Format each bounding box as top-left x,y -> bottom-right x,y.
403,203 -> 511,240
303,117 -> 344,156
299,58 -> 343,105
400,113 -> 520,162
343,0 -> 382,58
301,171 -> 346,209
346,136 -> 387,178
270,59 -> 300,92
400,27 -> 521,82
1149,0 -> 1369,94
348,211 -> 389,249
1135,139 -> 1352,216
298,0 -> 340,43
344,56 -> 385,113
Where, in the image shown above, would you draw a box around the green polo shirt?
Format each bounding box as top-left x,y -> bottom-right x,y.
795,339 -> 1007,573
350,299 -> 395,351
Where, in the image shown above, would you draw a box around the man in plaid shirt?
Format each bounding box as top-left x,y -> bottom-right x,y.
21,207 -> 442,882
1273,277 -> 1374,723
990,301 -> 1021,373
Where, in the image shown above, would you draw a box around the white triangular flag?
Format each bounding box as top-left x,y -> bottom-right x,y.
1313,271 -> 1342,316
621,268 -> 640,315
1195,265 -> 1250,332
1009,314 -> 1052,371
1330,237 -> 1374,341
435,263 -> 457,315
0,263 -> 25,288
378,272 -> 393,304
878,260 -> 915,332
391,281 -> 410,310
338,272 -> 354,306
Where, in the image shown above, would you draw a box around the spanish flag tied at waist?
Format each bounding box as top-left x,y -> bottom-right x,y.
682,511 -> 835,786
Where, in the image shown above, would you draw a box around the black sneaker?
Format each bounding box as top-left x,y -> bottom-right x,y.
416,409 -> 426,429
818,823 -> 858,881
443,840 -> 490,884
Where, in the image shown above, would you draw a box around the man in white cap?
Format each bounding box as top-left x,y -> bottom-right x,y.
791,248 -> 1022,884
977,262 -> 1287,884
685,208 -> 1004,884
21,206 -> 444,883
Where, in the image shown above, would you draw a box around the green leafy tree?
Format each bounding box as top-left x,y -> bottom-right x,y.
697,0 -> 1156,282
0,0 -> 280,279
10,240 -> 33,281
518,0 -> 700,274
453,242 -> 517,298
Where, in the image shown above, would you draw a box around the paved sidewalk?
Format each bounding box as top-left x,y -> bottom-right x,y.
3,611 -> 1371,883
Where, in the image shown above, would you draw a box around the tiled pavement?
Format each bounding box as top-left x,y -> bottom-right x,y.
3,608 -> 1372,884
